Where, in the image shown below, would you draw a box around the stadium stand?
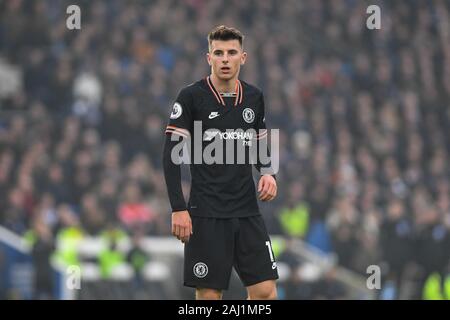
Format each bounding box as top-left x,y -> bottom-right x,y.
0,0 -> 449,299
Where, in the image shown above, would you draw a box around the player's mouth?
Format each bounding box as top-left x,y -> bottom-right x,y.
220,66 -> 231,74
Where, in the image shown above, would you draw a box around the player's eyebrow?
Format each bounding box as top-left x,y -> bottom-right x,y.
213,49 -> 238,54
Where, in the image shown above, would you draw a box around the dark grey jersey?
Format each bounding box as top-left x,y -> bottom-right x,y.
164,77 -> 272,218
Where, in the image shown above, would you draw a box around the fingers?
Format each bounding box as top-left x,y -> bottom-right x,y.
172,221 -> 176,236
264,185 -> 273,201
258,178 -> 264,193
175,224 -> 181,240
259,183 -> 270,201
183,219 -> 193,243
173,222 -> 193,243
182,224 -> 193,243
269,184 -> 277,200
172,212 -> 193,243
259,181 -> 277,201
180,225 -> 186,240
272,183 -> 277,199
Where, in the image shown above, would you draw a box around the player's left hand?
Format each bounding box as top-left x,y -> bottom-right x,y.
258,175 -> 277,201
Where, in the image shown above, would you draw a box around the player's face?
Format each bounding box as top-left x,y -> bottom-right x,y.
207,40 -> 247,81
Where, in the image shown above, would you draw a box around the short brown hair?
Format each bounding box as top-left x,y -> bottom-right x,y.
207,25 -> 244,51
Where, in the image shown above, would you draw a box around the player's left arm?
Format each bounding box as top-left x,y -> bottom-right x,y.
254,92 -> 277,202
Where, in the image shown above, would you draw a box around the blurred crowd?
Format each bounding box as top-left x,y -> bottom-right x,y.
1,0 -> 450,299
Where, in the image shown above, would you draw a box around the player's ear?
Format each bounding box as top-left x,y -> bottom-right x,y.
206,52 -> 212,66
241,51 -> 247,65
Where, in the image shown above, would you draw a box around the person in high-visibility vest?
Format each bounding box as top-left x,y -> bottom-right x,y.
52,205 -> 84,268
98,224 -> 128,279
279,203 -> 309,238
423,272 -> 450,300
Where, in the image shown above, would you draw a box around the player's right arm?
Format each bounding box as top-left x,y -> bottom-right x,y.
162,88 -> 194,243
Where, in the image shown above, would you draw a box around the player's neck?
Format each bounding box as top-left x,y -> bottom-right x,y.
210,73 -> 238,93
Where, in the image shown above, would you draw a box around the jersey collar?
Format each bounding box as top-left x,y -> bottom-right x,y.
206,76 -> 243,107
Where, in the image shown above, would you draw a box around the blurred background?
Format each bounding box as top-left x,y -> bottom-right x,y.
0,0 -> 449,300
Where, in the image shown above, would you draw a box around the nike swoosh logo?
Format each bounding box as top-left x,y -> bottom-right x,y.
209,113 -> 220,119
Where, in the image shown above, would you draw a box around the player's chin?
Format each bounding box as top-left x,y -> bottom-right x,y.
218,72 -> 234,80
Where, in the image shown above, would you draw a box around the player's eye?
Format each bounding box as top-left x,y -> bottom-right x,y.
213,51 -> 223,56
228,50 -> 238,55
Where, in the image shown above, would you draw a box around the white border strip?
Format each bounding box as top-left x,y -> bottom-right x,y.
0,225 -> 29,253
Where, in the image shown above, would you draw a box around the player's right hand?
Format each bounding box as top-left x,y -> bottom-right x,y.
172,210 -> 193,244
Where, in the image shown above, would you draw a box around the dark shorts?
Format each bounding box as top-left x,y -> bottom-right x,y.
184,215 -> 279,290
